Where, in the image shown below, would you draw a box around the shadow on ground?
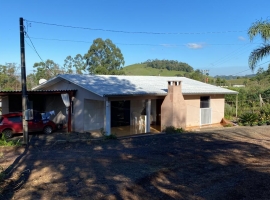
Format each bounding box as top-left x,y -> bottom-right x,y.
1,126 -> 270,199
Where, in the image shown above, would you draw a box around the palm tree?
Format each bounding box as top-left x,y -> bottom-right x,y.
248,20 -> 270,71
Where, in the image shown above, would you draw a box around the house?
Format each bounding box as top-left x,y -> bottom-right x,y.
31,74 -> 238,136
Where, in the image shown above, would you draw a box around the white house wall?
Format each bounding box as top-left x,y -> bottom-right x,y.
130,99 -> 156,133
37,79 -> 104,132
84,99 -> 105,132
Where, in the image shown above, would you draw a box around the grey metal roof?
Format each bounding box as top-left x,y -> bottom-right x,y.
33,74 -> 238,97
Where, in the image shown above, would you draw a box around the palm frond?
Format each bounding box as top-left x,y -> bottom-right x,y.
248,20 -> 270,42
249,44 -> 270,70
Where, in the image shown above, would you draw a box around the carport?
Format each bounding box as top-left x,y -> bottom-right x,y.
0,90 -> 77,132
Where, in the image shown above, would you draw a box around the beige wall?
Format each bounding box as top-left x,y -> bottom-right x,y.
184,94 -> 225,127
210,94 -> 225,124
161,81 -> 187,130
184,95 -> 200,127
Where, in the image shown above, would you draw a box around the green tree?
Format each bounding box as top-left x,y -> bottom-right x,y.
73,54 -> 86,74
190,69 -> 204,82
63,54 -> 86,74
33,59 -> 65,81
63,56 -> 74,74
84,38 -> 125,75
0,63 -> 20,90
248,19 -> 270,70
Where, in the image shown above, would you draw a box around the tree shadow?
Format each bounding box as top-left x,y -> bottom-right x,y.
1,129 -> 270,199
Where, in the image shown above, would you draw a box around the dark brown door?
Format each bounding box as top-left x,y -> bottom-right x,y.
156,99 -> 164,125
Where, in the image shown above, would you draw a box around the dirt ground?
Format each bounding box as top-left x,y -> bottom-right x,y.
0,126 -> 270,200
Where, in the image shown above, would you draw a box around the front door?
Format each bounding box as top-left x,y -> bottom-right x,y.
156,99 -> 164,125
111,101 -> 130,127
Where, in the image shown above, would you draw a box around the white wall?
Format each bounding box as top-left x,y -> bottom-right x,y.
37,79 -> 104,132
84,99 -> 105,132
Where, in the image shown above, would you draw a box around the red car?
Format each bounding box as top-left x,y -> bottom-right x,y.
0,112 -> 56,138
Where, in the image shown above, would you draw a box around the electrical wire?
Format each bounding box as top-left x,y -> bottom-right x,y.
25,19 -> 246,35
230,60 -> 270,76
24,31 -> 55,76
23,19 -> 270,77
28,36 -> 261,47
24,31 -> 45,63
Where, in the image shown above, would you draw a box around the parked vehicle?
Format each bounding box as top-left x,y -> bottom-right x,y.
0,112 -> 56,138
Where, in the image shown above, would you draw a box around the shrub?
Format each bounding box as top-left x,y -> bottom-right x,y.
104,134 -> 117,140
238,112 -> 258,126
225,103 -> 236,120
163,126 -> 184,134
0,134 -> 21,146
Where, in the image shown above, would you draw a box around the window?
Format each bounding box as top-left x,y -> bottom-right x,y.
200,96 -> 210,108
8,116 -> 22,123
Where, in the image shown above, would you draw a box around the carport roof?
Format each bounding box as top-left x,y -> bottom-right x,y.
0,90 -> 77,96
33,74 -> 238,97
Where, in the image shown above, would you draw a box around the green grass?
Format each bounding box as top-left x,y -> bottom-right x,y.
123,64 -> 185,76
0,134 -> 21,146
226,78 -> 246,86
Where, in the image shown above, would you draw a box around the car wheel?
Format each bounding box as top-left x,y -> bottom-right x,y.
2,129 -> 13,139
43,126 -> 53,134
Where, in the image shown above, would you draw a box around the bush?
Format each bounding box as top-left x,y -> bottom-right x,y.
238,112 -> 258,126
225,103 -> 236,120
104,134 -> 117,140
163,126 -> 184,134
0,134 -> 20,146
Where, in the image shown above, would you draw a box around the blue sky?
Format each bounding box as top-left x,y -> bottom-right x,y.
1,0 -> 270,76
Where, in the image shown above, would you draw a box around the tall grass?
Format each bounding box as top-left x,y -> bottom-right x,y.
0,134 -> 21,146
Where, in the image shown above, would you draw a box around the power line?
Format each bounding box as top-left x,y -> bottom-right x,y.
230,60 -> 270,76
24,31 -> 45,63
25,19 -> 246,35
24,31 -> 55,76
28,36 -> 260,47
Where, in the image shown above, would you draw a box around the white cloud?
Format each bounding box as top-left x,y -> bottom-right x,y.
186,43 -> 204,49
238,36 -> 246,41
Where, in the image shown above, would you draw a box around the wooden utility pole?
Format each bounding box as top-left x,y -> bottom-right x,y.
20,17 -> 28,145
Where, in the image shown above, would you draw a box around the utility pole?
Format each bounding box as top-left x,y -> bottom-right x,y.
200,69 -> 209,83
20,17 -> 28,145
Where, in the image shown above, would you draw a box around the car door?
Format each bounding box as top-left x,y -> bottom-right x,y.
30,113 -> 43,132
7,116 -> 23,133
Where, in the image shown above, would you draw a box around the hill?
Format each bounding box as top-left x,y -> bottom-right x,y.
123,63 -> 185,76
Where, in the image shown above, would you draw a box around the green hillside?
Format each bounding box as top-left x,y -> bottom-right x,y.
226,78 -> 247,85
123,64 -> 185,76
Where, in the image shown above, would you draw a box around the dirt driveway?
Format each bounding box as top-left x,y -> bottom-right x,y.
0,126 -> 270,200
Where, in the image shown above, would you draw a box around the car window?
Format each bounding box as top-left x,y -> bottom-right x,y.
7,116 -> 22,123
0,116 -> 3,124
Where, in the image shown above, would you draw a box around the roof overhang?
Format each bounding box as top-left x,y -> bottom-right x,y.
0,90 -> 77,101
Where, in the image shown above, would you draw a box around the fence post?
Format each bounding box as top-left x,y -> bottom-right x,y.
236,94 -> 238,118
